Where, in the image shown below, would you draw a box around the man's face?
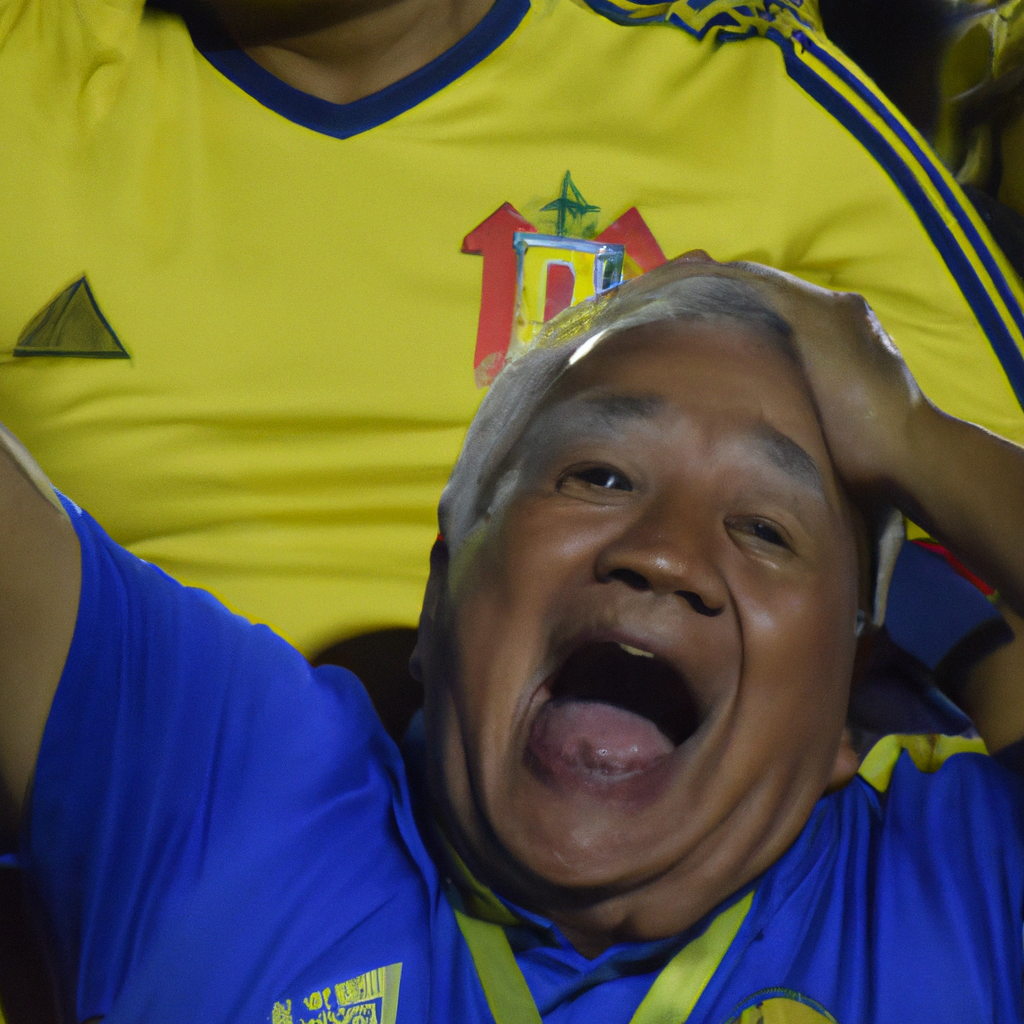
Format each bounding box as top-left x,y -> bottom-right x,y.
422,319 -> 866,947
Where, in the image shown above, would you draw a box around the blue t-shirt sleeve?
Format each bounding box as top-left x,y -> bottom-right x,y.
22,499 -> 397,1020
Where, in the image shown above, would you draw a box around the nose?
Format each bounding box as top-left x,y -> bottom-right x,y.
594,498 -> 727,617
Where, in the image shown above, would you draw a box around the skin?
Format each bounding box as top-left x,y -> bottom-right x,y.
417,320 -> 869,955
208,0 -> 496,105
0,427 -> 78,845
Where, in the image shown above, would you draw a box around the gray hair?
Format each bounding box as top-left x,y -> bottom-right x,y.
438,267 -> 901,624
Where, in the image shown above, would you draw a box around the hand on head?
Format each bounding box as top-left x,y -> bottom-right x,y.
665,253 -> 926,493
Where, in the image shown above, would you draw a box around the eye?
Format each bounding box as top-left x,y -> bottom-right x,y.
750,521 -> 786,546
559,465 -> 633,492
728,516 -> 792,550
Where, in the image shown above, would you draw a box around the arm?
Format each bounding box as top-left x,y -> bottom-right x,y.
0,424 -> 79,834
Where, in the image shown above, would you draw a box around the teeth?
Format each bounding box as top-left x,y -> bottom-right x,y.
618,643 -> 654,658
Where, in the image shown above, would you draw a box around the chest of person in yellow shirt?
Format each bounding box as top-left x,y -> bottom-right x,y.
1,0 -> 1023,664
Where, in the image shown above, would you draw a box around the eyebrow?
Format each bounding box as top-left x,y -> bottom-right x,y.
519,392 -> 826,498
521,393 -> 666,445
748,422 -> 826,498
512,393 -> 665,470
576,394 -> 666,425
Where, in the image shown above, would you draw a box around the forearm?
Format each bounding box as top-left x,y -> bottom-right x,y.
885,400 -> 1024,616
0,426 -> 80,833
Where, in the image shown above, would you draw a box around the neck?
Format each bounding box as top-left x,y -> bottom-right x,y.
211,0 -> 497,104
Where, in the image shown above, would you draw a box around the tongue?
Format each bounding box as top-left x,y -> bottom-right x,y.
531,699 -> 675,776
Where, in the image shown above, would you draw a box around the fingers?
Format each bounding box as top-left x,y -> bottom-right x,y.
662,252 -> 885,350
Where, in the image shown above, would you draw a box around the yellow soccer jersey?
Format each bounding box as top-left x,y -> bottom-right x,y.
1,0 -> 1023,654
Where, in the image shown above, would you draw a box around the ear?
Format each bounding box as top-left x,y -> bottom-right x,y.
409,538 -> 450,683
829,619 -> 877,793
850,616 -> 878,683
825,727 -> 860,793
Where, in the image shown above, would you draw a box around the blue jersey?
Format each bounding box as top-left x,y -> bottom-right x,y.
22,500 -> 1024,1023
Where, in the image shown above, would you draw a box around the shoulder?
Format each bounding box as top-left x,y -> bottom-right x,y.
856,734 -> 1024,870
51,497 -> 394,791
571,0 -> 824,40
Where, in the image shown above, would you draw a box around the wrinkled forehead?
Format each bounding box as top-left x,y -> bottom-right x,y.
513,317 -> 826,482
540,316 -> 810,415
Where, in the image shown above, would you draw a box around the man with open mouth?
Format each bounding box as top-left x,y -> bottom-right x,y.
1,257 -> 1023,1023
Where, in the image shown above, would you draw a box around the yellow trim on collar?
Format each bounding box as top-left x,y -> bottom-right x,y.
857,733 -> 988,794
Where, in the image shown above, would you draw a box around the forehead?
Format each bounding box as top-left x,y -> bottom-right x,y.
541,319 -> 820,448
557,317 -> 803,397
512,319 -> 854,519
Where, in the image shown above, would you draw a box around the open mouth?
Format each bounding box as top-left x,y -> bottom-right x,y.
528,641 -> 702,784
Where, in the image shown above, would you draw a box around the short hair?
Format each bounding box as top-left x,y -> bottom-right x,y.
441,272 -> 798,553
438,266 -> 902,623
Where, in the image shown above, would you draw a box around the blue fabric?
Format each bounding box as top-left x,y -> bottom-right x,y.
22,502 -> 1024,1023
885,541 -> 1004,671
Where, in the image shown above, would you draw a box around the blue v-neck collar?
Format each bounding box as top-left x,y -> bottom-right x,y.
193,0 -> 530,140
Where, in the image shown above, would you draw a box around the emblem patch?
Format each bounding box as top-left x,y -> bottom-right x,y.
463,172 -> 666,386
272,962 -> 402,1024
14,277 -> 128,358
725,990 -> 839,1023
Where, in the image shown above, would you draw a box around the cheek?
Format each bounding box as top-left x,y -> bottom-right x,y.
734,561 -> 860,733
443,510 -> 569,744
461,497 -> 599,620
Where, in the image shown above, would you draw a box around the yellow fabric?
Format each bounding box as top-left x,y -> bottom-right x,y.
2,0 -> 1023,652
857,732 -> 988,794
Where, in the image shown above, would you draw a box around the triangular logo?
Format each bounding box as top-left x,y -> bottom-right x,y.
14,277 -> 128,358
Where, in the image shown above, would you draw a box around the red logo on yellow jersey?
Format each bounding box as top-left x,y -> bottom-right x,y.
463,173 -> 666,386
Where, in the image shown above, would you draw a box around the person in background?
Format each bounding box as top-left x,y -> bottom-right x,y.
0,0 -> 1021,691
